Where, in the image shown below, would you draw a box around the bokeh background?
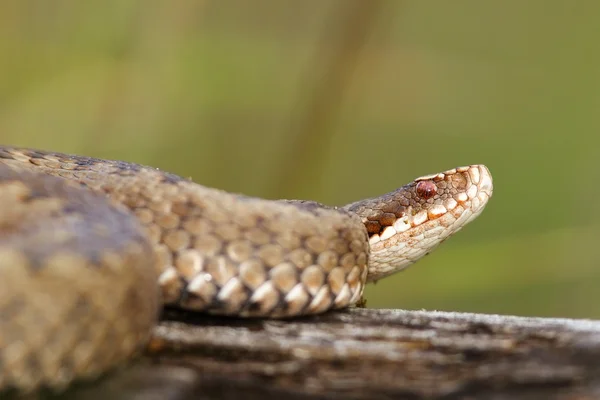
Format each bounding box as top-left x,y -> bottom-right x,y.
1,1 -> 598,319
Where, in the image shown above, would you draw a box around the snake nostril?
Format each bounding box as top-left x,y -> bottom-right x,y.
416,181 -> 437,199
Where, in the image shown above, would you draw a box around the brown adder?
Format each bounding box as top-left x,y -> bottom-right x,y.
0,146 -> 493,393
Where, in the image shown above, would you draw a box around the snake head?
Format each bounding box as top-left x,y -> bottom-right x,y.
344,165 -> 493,282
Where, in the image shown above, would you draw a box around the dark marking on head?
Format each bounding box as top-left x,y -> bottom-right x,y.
364,220 -> 381,235
380,201 -> 406,217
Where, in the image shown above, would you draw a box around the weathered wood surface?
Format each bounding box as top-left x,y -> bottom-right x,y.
46,308 -> 600,399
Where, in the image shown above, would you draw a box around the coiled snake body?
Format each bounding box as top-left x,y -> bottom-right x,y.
0,146 -> 493,393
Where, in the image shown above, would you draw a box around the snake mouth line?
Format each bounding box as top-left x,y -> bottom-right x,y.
368,165 -> 492,245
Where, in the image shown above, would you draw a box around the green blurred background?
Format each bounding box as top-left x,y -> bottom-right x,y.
1,1 -> 598,319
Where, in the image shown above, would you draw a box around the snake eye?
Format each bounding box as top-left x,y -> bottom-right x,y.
416,180 -> 437,199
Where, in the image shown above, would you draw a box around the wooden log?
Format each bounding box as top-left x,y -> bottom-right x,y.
47,308 -> 600,399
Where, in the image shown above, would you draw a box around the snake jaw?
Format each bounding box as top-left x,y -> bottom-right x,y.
344,165 -> 493,282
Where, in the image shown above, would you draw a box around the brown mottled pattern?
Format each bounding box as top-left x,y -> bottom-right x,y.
0,163 -> 158,392
0,146 -> 493,393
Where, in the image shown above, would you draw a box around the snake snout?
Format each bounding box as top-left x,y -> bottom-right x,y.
476,164 -> 493,198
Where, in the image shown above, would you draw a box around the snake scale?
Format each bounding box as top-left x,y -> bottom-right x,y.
0,146 -> 493,394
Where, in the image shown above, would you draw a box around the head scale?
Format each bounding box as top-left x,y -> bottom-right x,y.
343,165 -> 493,282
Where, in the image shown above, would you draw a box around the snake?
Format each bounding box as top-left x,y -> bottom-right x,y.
0,146 -> 493,394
